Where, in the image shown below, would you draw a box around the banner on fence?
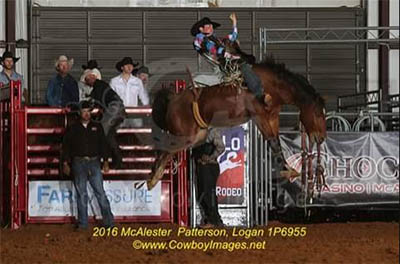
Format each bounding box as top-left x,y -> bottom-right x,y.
217,125 -> 246,205
28,181 -> 162,217
279,132 -> 399,208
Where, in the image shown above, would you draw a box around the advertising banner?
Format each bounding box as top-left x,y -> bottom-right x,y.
28,181 -> 162,217
278,132 -> 399,208
216,125 -> 246,205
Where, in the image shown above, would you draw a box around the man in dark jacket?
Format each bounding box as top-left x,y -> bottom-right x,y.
83,70 -> 126,168
192,128 -> 225,227
62,101 -> 114,230
46,55 -> 79,107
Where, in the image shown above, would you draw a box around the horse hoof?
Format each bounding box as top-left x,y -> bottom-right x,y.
280,169 -> 300,182
146,180 -> 155,191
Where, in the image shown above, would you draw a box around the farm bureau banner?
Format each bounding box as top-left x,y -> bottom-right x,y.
278,132 -> 399,208
28,181 -> 162,217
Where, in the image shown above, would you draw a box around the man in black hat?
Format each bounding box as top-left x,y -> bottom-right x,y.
62,100 -> 114,230
191,14 -> 238,61
0,50 -> 23,87
110,57 -> 149,128
191,14 -> 270,107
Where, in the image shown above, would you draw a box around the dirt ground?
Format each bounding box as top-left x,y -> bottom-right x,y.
1,221 -> 398,264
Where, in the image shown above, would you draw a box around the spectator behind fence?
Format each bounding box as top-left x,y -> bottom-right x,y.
110,57 -> 149,127
46,55 -> 79,107
83,70 -> 126,169
79,60 -> 102,101
0,51 -> 27,101
62,100 -> 114,231
192,128 -> 225,227
133,66 -> 151,92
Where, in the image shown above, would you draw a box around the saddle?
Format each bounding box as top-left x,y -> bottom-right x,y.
198,52 -> 246,89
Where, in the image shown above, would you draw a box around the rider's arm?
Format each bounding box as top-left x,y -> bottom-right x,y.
193,33 -> 205,53
227,13 -> 238,42
227,25 -> 238,42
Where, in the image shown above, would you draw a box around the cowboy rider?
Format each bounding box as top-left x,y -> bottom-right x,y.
191,14 -> 270,107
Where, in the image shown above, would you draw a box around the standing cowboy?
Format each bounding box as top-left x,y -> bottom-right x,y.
46,55 -> 79,107
62,101 -> 114,230
133,66 -> 151,91
0,51 -> 27,102
191,14 -> 270,107
0,51 -> 23,86
110,57 -> 149,127
192,128 -> 225,227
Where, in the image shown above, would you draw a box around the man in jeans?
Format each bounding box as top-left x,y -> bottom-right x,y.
192,128 -> 225,227
62,101 -> 114,230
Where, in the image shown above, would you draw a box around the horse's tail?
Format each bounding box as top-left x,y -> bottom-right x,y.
152,88 -> 174,131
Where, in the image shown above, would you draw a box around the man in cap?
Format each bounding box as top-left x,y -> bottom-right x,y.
46,55 -> 79,107
133,66 -> 151,91
110,57 -> 149,127
191,14 -> 270,107
83,69 -> 125,169
62,100 -> 114,230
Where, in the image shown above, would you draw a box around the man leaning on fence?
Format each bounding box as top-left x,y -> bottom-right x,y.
62,101 -> 114,231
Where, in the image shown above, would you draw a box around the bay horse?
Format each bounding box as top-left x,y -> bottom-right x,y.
147,55 -> 327,192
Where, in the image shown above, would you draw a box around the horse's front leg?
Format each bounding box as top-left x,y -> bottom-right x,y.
268,138 -> 300,180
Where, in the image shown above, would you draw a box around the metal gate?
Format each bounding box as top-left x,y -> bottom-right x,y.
0,80 -> 189,229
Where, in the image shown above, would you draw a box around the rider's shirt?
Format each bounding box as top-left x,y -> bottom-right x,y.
193,25 -> 238,59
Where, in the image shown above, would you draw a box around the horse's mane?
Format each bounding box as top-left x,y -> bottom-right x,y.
257,56 -> 325,109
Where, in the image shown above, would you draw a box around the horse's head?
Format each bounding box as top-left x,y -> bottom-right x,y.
299,95 -> 327,144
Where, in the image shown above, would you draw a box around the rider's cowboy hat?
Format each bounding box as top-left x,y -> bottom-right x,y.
115,57 -> 139,72
0,51 -> 20,64
54,55 -> 74,69
82,59 -> 102,70
190,17 -> 221,36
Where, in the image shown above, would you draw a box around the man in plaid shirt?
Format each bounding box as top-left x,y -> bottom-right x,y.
191,13 -> 270,107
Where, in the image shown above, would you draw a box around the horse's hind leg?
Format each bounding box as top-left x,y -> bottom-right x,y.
147,151 -> 174,191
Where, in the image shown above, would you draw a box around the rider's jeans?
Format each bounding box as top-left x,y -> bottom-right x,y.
240,63 -> 263,98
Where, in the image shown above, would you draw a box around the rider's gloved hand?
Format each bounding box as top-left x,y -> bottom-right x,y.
224,51 -> 240,60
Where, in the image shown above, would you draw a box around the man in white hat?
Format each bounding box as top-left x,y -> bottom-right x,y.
84,70 -> 126,169
46,55 -> 79,107
78,60 -> 102,101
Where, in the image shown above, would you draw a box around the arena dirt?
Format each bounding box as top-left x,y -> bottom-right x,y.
1,221 -> 398,264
